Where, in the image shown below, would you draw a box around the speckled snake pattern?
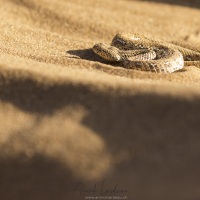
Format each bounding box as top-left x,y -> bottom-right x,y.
92,33 -> 200,73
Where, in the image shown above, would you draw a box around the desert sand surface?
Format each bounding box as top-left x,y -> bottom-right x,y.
0,0 -> 200,199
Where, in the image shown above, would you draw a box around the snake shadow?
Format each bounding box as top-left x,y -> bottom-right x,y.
132,0 -> 200,9
66,48 -> 121,67
66,48 -> 105,62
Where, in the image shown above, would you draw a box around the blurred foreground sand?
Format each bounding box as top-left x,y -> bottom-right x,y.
0,0 -> 200,199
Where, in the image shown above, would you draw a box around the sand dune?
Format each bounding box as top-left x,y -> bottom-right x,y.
0,0 -> 200,199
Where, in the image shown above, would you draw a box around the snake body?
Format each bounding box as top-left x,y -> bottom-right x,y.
92,33 -> 200,73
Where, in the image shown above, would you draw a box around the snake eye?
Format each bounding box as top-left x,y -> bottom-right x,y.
116,38 -> 126,45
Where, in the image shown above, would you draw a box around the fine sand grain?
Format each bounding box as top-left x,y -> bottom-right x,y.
0,0 -> 200,199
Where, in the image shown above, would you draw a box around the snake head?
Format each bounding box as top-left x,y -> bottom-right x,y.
111,33 -> 144,50
92,43 -> 121,61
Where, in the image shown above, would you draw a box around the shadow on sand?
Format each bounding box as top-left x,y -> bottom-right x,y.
66,49 -> 105,62
133,0 -> 200,9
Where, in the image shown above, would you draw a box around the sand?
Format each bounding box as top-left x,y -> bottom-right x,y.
0,0 -> 200,199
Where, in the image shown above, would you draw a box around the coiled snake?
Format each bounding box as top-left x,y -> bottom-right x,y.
92,33 -> 200,73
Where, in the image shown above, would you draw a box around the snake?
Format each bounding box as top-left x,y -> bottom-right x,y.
92,33 -> 200,73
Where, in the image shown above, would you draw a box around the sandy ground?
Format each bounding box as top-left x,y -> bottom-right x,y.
0,0 -> 200,199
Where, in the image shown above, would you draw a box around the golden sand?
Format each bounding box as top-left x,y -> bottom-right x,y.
0,0 -> 200,199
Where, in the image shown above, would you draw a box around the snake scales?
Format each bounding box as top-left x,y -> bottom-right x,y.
92,33 -> 200,73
